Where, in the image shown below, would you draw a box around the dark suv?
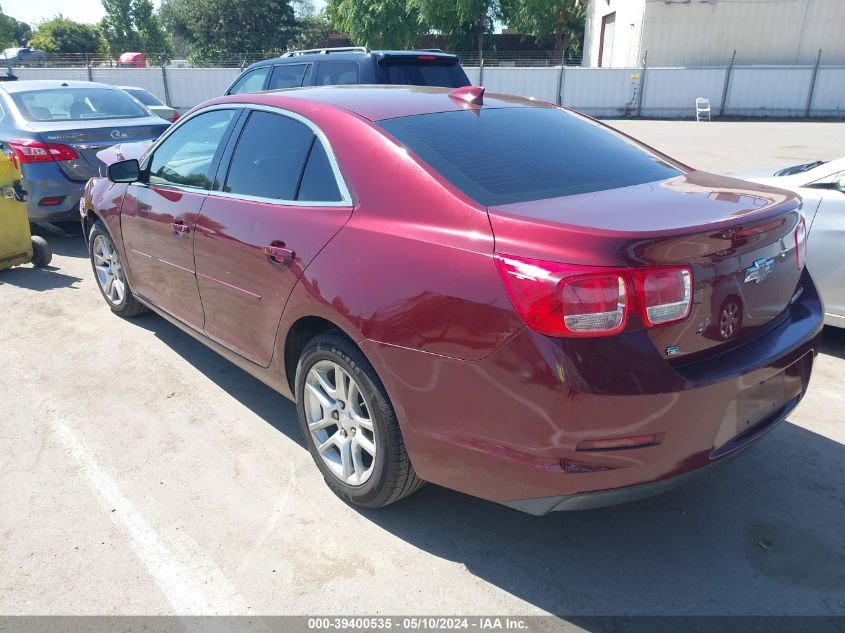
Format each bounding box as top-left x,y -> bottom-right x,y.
225,47 -> 471,95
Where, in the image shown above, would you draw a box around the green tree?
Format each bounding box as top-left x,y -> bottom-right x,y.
0,4 -> 17,47
498,0 -> 584,54
326,0 -> 423,49
101,0 -> 173,64
290,14 -> 332,50
14,20 -> 32,46
160,0 -> 296,65
29,15 -> 108,56
409,0 -> 496,57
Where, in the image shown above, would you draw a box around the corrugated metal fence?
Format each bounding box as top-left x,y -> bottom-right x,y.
16,64 -> 845,118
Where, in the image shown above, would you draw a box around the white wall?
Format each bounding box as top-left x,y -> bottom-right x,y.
13,64 -> 845,119
584,0 -> 845,68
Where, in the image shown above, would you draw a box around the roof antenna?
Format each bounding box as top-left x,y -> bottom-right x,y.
448,85 -> 484,106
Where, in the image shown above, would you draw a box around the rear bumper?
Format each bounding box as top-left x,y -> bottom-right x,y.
22,163 -> 85,223
361,269 -> 823,513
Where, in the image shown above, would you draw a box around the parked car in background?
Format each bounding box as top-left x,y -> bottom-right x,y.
0,80 -> 169,225
2,47 -> 46,67
117,86 -> 180,123
118,52 -> 147,68
82,86 -> 821,514
225,47 -> 470,95
749,157 -> 845,329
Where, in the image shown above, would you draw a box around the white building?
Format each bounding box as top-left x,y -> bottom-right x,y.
582,0 -> 845,68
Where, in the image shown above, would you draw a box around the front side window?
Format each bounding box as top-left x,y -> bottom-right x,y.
223,111 -> 315,200
378,107 -> 682,207
315,61 -> 359,86
228,66 -> 270,95
268,63 -> 310,90
148,109 -> 236,189
11,88 -> 148,122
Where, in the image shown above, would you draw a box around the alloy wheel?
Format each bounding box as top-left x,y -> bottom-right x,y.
719,301 -> 740,339
304,360 -> 377,486
92,234 -> 126,306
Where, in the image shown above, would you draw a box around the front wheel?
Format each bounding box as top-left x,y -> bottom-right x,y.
295,331 -> 424,508
89,221 -> 147,317
30,235 -> 51,267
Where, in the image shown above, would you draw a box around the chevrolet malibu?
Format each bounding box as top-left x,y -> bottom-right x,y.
81,86 -> 822,514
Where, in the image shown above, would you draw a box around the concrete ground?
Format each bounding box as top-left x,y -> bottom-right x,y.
1,121 -> 844,621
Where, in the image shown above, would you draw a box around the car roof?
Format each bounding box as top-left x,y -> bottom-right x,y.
212,84 -> 551,122
115,85 -> 148,91
244,49 -> 460,69
0,80 -> 124,93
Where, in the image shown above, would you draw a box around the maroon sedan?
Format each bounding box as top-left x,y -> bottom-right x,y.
81,85 -> 822,514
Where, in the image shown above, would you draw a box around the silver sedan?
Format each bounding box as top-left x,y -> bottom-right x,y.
750,158 -> 845,329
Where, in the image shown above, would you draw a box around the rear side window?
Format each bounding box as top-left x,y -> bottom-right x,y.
228,66 -> 270,95
378,59 -> 469,88
377,108 -> 682,206
125,88 -> 164,106
315,61 -> 359,86
298,142 -> 342,202
223,110 -> 314,200
268,63 -> 311,89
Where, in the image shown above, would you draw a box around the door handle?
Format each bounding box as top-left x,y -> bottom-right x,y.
170,222 -> 190,235
263,243 -> 295,265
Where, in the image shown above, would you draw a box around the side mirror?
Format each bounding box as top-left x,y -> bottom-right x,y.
108,159 -> 140,183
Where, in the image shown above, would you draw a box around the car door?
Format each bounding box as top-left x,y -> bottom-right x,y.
120,108 -> 239,328
193,108 -> 353,366
804,172 -> 845,323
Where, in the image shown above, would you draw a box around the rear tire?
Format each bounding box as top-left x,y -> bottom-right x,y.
295,331 -> 425,509
88,221 -> 147,318
30,236 -> 51,268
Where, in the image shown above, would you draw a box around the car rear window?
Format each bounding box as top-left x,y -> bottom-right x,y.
378,59 -> 469,88
125,89 -> 164,107
377,107 -> 682,206
11,88 -> 149,122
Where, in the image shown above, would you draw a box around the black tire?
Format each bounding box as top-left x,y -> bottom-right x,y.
30,235 -> 51,268
88,221 -> 147,318
295,331 -> 425,508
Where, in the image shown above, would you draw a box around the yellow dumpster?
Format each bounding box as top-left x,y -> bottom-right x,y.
0,151 -> 51,271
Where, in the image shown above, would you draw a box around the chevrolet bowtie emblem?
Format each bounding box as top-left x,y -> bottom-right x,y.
744,257 -> 774,284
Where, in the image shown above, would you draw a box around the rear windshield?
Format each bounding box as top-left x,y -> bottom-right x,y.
11,88 -> 149,122
378,59 -> 469,88
377,107 -> 682,206
125,89 -> 164,107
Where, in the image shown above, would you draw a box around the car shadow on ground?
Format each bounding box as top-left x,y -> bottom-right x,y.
131,311 -> 845,620
0,265 -> 83,291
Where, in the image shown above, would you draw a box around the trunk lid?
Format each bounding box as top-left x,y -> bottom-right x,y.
30,119 -> 168,181
488,171 -> 805,360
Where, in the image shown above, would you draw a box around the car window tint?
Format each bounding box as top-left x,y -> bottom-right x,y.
228,66 -> 270,95
378,108 -> 682,206
126,88 -> 164,106
11,88 -> 148,122
148,109 -> 235,189
268,63 -> 310,89
315,61 -> 359,85
224,111 -> 314,200
298,141 -> 342,202
378,60 -> 468,88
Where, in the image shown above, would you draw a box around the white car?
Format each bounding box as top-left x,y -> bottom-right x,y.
750,158 -> 845,328
116,86 -> 180,123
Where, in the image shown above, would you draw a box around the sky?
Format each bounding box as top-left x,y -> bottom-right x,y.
3,0 -> 326,26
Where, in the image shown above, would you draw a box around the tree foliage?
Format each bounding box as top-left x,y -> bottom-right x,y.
101,0 -> 173,64
160,0 -> 296,64
326,0 -> 422,49
29,15 -> 108,56
408,0 -> 497,54
0,4 -> 29,47
289,14 -> 333,51
498,0 -> 584,53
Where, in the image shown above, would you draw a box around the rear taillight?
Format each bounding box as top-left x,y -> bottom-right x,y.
631,267 -> 692,327
794,214 -> 807,271
9,140 -> 79,164
494,254 -> 692,338
171,111 -> 180,123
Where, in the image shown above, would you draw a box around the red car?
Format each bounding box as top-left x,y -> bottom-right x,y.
81,85 -> 822,514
